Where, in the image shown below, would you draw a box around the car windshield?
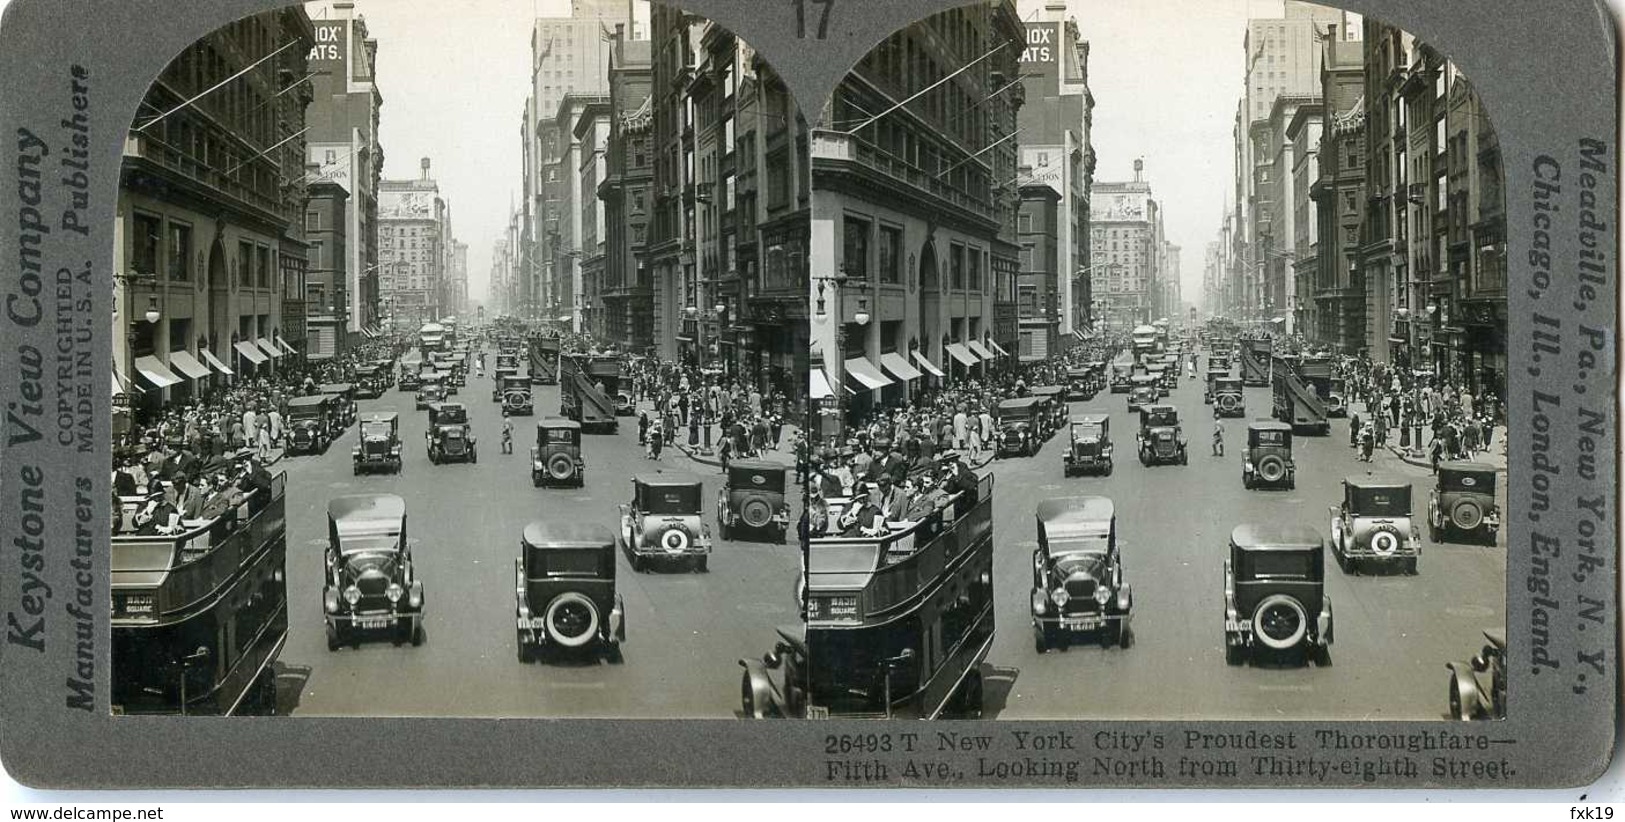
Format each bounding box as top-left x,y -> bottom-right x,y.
642,484 -> 701,514
441,427 -> 465,439
361,422 -> 392,440
1072,425 -> 1101,440
1349,485 -> 1411,516
1144,408 -> 1178,426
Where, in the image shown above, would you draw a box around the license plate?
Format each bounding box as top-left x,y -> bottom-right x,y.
1062,616 -> 1101,631
356,616 -> 392,630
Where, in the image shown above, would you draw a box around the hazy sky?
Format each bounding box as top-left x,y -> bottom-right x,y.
308,0 -> 1287,304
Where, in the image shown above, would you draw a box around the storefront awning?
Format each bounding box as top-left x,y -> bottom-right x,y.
810,368 -> 835,400
878,351 -> 923,382
944,343 -> 977,367
987,339 -> 1010,357
199,348 -> 234,376
167,351 -> 212,380
278,338 -> 298,355
1073,330 -> 1087,342
133,355 -> 182,389
234,340 -> 268,365
360,327 -> 378,339
256,337 -> 283,359
843,356 -> 893,391
112,369 -> 141,397
911,350 -> 946,378
966,340 -> 996,361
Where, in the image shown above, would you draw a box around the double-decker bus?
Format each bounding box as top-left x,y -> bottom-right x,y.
741,474 -> 996,719
111,473 -> 289,715
1130,325 -> 1159,360
418,322 -> 447,355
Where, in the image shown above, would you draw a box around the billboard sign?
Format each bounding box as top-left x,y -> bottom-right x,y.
308,21 -> 348,78
1021,22 -> 1061,84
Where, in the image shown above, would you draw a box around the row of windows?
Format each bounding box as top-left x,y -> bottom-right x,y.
131,212 -> 275,289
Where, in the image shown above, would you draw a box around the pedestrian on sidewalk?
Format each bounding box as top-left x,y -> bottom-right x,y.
638,411 -> 650,446
967,423 -> 983,462
770,413 -> 783,449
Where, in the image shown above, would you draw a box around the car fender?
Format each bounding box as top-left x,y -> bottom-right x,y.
1116,582 -> 1133,617
408,579 -> 425,610
610,594 -> 627,643
1318,596 -> 1333,645
1445,661 -> 1484,719
515,558 -> 531,622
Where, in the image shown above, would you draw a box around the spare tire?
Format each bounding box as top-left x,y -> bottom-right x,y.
544,592 -> 600,648
739,495 -> 774,528
1257,454 -> 1286,483
1253,594 -> 1307,650
660,527 -> 691,554
1451,500 -> 1484,531
1218,394 -> 1239,411
547,453 -> 575,479
1370,526 -> 1401,556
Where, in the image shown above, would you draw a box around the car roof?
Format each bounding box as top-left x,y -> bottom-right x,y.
1440,460 -> 1497,474
522,520 -> 614,549
636,474 -> 703,489
1036,496 -> 1114,529
437,402 -> 466,412
1146,404 -> 1177,414
328,493 -> 406,525
288,395 -> 326,406
1230,522 -> 1321,549
1073,415 -> 1106,427
1248,420 -> 1292,432
319,383 -> 353,391
365,412 -> 399,423
729,459 -> 784,473
538,417 -> 581,429
1345,474 -> 1410,490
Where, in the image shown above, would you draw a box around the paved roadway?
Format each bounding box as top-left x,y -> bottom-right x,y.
271,350 -> 802,718
979,363 -> 1507,721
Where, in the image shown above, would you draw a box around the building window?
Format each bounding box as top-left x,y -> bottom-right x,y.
1019,213 -> 1033,233
166,221 -> 193,282
306,211 -> 319,231
950,244 -> 964,290
843,216 -> 870,280
969,249 -> 982,291
133,213 -> 161,278
257,246 -> 270,289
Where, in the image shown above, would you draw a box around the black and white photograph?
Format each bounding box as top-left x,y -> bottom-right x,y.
105,0 -> 812,718
797,0 -> 1510,722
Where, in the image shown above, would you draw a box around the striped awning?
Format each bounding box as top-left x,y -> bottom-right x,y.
911,350 -> 946,378
360,327 -> 378,339
234,340 -> 268,365
843,356 -> 893,390
1073,330 -> 1087,342
944,343 -> 977,367
112,369 -> 141,397
167,351 -> 212,380
878,351 -> 923,382
810,368 -> 835,400
199,348 -> 234,376
133,355 -> 182,389
966,340 -> 996,361
987,339 -> 1010,357
256,337 -> 283,359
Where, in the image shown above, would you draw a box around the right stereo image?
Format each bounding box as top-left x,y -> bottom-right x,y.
781,0 -> 1508,722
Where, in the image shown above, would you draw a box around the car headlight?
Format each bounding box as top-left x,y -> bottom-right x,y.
1050,588 -> 1069,607
343,585 -> 361,606
1095,585 -> 1113,605
387,583 -> 404,603
1031,589 -> 1047,615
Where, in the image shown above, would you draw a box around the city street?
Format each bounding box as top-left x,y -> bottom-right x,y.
270,351 -> 803,718
978,366 -> 1507,721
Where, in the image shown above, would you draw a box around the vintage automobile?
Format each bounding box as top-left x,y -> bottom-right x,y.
501,375 -> 534,416
1428,461 -> 1501,544
436,368 -> 459,396
492,367 -> 519,402
1213,376 -> 1246,418
1030,496 -> 1133,651
495,353 -> 519,373
353,366 -> 385,399
352,411 -> 403,475
1136,405 -> 1187,466
1110,362 -> 1134,393
1446,630 -> 1507,720
426,403 -> 477,464
1329,476 -> 1421,574
1325,377 -> 1348,417
1029,386 -> 1070,431
1062,416 -> 1113,477
1222,523 -> 1332,666
530,418 -> 585,487
399,367 -> 423,392
319,383 -> 358,428
996,397 -> 1047,458
514,521 -> 625,663
618,476 -> 712,572
1155,361 -> 1179,391
285,395 -> 333,455
1203,368 -> 1227,404
1242,420 -> 1296,489
322,494 -> 425,650
738,625 -> 809,719
1145,365 -> 1170,398
415,374 -> 447,410
716,460 -> 790,543
614,390 -> 635,416
1126,375 -> 1160,413
1065,368 -> 1094,402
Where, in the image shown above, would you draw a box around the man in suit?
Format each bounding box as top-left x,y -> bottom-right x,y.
874,475 -> 907,524
242,456 -> 274,515
942,451 -> 980,510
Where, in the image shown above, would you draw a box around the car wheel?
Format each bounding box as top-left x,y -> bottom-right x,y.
1224,641 -> 1243,666
1450,499 -> 1485,531
1104,460 -> 1113,477
411,622 -> 425,647
1252,594 -> 1308,651
429,451 -> 439,465
1119,625 -> 1133,649
532,473 -> 542,488
741,671 -> 769,719
1257,454 -> 1286,484
1179,451 -> 1188,465
544,592 -> 600,647
1404,557 -> 1419,576
606,642 -> 624,664
1034,627 -> 1048,654
1448,673 -> 1474,720
695,556 -> 709,573
1428,517 -> 1441,543
516,633 -> 532,664
718,523 -> 731,541
326,625 -> 340,652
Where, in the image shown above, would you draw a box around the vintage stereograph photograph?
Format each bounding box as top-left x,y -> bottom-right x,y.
0,0 -> 1614,794
796,0 -> 1512,723
104,0 -> 810,718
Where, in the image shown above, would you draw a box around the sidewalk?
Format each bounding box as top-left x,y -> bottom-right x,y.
672,428 -> 797,469
1351,400 -> 1508,472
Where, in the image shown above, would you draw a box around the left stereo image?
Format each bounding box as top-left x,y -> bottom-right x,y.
108,0 -> 812,718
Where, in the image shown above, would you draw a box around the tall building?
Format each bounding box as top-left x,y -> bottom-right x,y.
114,9 -> 315,422
598,26 -> 654,351
1017,0 -> 1096,338
1309,15 -> 1366,352
378,159 -> 447,328
1089,160 -> 1163,330
811,1 -> 1025,432
304,1 -> 385,357
1017,181 -> 1062,360
1357,20 -> 1413,364
448,239 -> 469,318
1285,102 -> 1323,338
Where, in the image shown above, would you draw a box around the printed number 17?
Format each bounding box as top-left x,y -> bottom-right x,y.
794,0 -> 834,39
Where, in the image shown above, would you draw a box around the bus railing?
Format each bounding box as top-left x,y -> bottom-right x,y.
111,473 -> 287,622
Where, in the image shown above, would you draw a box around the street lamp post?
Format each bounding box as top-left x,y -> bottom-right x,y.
812,268 -> 871,444
685,303 -> 726,455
